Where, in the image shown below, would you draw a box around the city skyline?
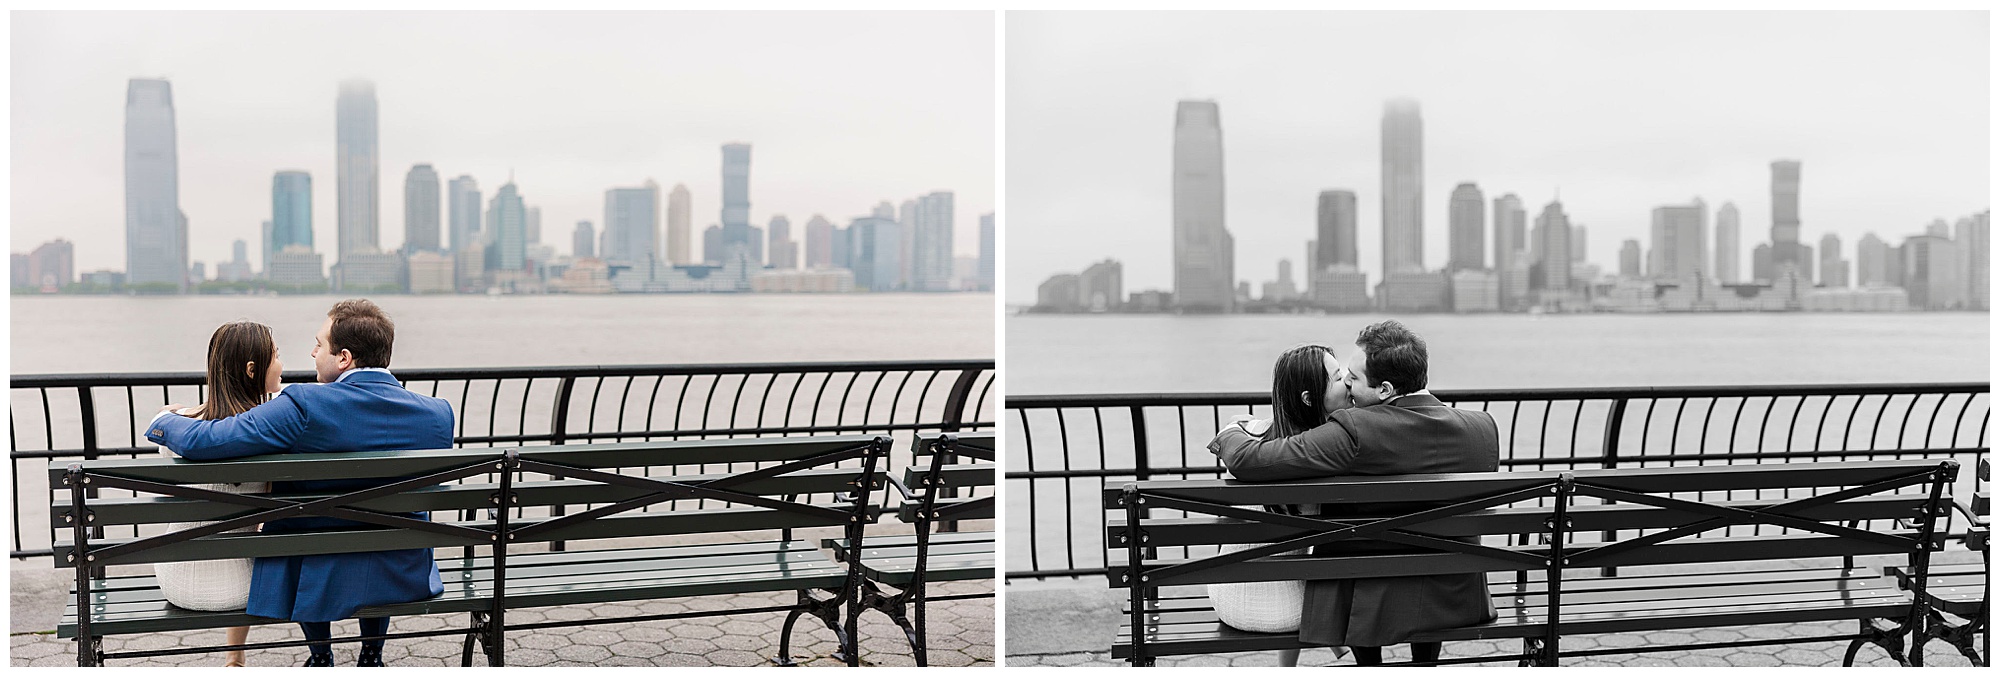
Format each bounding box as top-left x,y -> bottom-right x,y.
1006,11 -> 1988,301
12,11 -> 995,273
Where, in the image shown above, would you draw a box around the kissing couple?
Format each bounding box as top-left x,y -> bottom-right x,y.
1203,320 -> 1502,667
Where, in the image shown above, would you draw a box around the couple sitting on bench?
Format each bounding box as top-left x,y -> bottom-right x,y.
1203,319 -> 1498,666
146,299 -> 451,667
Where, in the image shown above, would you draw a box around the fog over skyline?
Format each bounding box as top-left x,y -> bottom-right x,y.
11,11 -> 995,272
1006,11 -> 1989,301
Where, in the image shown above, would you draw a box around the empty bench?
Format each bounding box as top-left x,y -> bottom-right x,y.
1105,459 -> 1957,666
53,435 -> 892,667
825,431 -> 997,665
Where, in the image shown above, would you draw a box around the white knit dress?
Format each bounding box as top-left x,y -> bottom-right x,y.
152,435 -> 268,612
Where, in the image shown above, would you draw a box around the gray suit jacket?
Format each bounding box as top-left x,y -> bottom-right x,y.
1207,393 -> 1501,647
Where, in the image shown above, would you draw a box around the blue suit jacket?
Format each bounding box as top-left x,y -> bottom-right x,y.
147,369 -> 454,622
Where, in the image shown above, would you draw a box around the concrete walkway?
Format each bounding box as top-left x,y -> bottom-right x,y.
11,564 -> 991,667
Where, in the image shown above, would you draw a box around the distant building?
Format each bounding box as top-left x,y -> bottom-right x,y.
1715,202 -> 1742,283
604,180 -> 660,265
271,171 -> 313,276
1818,233 -> 1848,288
1312,265 -> 1370,312
1618,239 -> 1642,278
1855,233 -> 1889,288
335,250 -> 401,292
407,250 -> 454,294
1080,259 -> 1123,311
126,78 -> 186,293
911,192 -> 956,291
490,182 -> 528,273
1532,200 -> 1572,292
1173,100 -> 1232,312
805,214 -> 836,270
403,164 -> 441,253
1381,98 -> 1424,275
1492,193 -> 1527,275
448,175 -> 481,254
666,183 -> 692,265
1261,259 -> 1299,304
1571,225 -> 1587,263
752,268 -> 855,293
767,215 -> 798,270
188,262 -> 206,285
455,241 -> 486,292
1752,243 -> 1773,283
216,239 -> 253,283
28,239 -> 75,291
1317,189 -> 1359,275
336,80 -> 380,264
1959,211 -> 1990,310
720,144 -> 760,265
573,221 -> 595,259
1769,160 -> 1807,278
1378,271 -> 1448,312
1447,183 -> 1484,272
555,257 -> 613,294
1649,199 -> 1708,283
702,225 -> 724,265
10,254 -> 29,288
1449,269 -> 1499,312
525,206 -> 541,245
978,212 -> 996,292
1902,235 -> 1964,310
1497,260 -> 1530,311
268,245 -> 327,291
1037,273 -> 1082,312
847,216 -> 902,292
1803,287 -> 1910,312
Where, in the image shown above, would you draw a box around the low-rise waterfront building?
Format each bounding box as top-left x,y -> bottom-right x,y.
407,251 -> 455,294
1311,265 -> 1370,312
1449,269 -> 1499,312
1378,271 -> 1449,312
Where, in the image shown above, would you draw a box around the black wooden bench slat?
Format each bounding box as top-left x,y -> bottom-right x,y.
899,464 -> 995,491
56,503 -> 877,566
1110,494 -> 1933,546
51,436 -> 882,486
1116,531 -> 1933,587
897,497 -> 994,522
1884,562 -> 1988,615
1109,459 -> 1945,508
57,467 -> 881,528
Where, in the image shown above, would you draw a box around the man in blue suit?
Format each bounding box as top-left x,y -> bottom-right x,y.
149,299 -> 453,667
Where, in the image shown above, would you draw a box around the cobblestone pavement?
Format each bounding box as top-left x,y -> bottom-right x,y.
10,581 -> 992,667
1004,619 -> 1981,667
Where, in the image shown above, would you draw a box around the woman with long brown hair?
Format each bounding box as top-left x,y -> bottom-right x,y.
154,320 -> 284,667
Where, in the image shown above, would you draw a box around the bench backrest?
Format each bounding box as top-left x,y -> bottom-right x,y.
51,435 -> 890,568
1105,459 -> 1955,589
901,432 -> 996,524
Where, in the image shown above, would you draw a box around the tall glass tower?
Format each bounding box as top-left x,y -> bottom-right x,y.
336,80 -> 380,261
1172,100 -> 1232,312
403,164 -> 441,253
124,78 -> 185,292
1381,98 -> 1425,275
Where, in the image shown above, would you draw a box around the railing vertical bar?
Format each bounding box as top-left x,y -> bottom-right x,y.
1056,408 -> 1076,574
642,375 -> 666,443
1019,407 -> 1041,574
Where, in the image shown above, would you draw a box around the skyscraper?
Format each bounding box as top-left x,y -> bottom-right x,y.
1172,100 -> 1232,312
448,176 -> 481,253
573,221 -> 595,259
1533,200 -> 1571,292
335,80 -> 380,262
125,78 -> 186,292
805,214 -> 836,269
847,216 -> 902,292
1770,160 -> 1804,273
1818,233 -> 1849,289
1571,226 -> 1587,263
1714,202 -> 1741,283
1963,211 -> 1990,310
403,164 -> 441,253
526,207 -> 542,245
666,183 -> 691,264
1856,233 -> 1889,288
1316,190 -> 1358,272
768,215 -> 797,270
1619,240 -> 1642,278
1492,194 -> 1527,272
1902,235 -> 1964,310
1648,199 -> 1708,282
271,171 -> 314,261
1380,98 -> 1424,274
604,180 -> 660,263
978,212 -> 995,292
912,191 -> 956,291
490,182 -> 527,272
720,144 -> 760,264
1447,183 -> 1484,271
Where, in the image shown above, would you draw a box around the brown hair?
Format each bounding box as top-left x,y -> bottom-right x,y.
1355,320 -> 1428,394
202,321 -> 276,420
327,298 -> 395,368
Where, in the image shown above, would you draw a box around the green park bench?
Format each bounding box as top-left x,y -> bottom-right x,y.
1104,458 -> 1958,667
51,435 -> 893,667
824,431 -> 996,666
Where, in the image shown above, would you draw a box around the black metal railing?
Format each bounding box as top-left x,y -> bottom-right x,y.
1006,383 -> 1989,580
12,359 -> 994,561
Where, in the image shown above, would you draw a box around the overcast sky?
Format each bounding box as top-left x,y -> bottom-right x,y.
1006,11 -> 1989,301
11,11 -> 994,272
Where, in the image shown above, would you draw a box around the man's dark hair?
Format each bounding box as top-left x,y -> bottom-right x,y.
327,298 -> 395,368
1354,320 -> 1427,394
